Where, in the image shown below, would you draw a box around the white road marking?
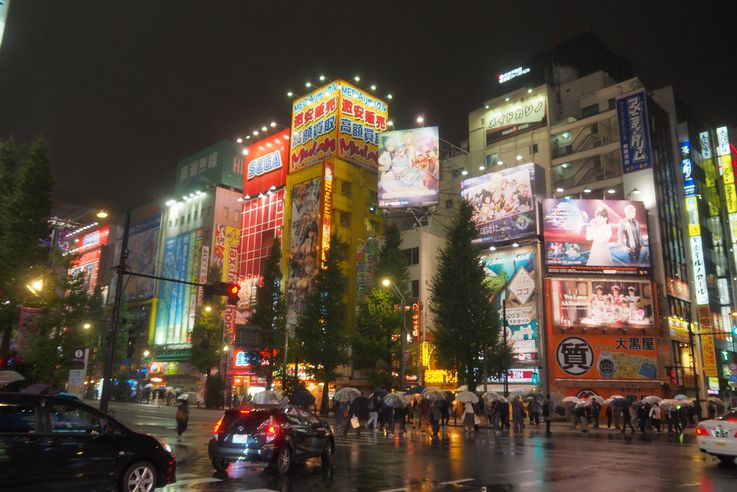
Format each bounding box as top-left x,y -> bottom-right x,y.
166,477 -> 222,486
375,488 -> 408,492
439,478 -> 475,485
678,483 -> 702,488
494,469 -> 535,476
518,481 -> 542,488
174,473 -> 197,478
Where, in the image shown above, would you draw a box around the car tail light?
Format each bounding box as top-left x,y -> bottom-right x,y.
696,426 -> 709,436
240,409 -> 251,414
726,417 -> 737,422
259,416 -> 280,443
213,417 -> 224,434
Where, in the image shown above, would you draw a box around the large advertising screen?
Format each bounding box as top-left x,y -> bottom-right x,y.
543,199 -> 651,276
243,129 -> 289,197
378,127 -> 440,208
549,332 -> 658,381
549,278 -> 654,329
125,214 -> 160,301
462,163 -> 536,244
485,95 -> 546,145
286,176 -> 322,325
290,80 -> 388,173
481,245 -> 538,363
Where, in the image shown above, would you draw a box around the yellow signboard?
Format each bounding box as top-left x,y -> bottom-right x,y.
685,196 -> 701,237
421,341 -> 430,367
699,306 -> 718,378
290,80 -> 388,173
424,369 -> 457,385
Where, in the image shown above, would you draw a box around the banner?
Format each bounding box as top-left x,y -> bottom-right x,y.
699,306 -> 718,378
550,333 -> 658,380
154,231 -> 196,346
244,129 -> 289,197
481,245 -> 538,363
543,199 -> 651,276
286,177 -> 322,325
462,163 -> 536,244
378,127 -> 440,208
125,214 -> 160,301
320,162 -> 334,268
549,278 -> 654,330
485,95 -> 546,144
616,90 -> 653,174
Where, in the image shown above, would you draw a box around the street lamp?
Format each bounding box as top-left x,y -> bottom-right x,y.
142,350 -> 150,358
25,277 -> 44,296
382,278 -> 407,391
83,323 -> 91,330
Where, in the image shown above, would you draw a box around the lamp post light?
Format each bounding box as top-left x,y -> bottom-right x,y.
382,278 -> 407,391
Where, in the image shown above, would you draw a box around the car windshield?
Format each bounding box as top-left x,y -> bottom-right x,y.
718,410 -> 737,421
222,409 -> 270,433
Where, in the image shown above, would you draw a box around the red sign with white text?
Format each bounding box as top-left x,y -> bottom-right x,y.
243,129 -> 289,197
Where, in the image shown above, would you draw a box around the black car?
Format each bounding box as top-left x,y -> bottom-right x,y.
208,404 -> 334,475
0,392 -> 176,491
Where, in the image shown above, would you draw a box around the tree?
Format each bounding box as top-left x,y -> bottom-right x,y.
294,234 -> 350,415
429,200 -> 500,392
249,239 -> 286,389
189,305 -> 224,375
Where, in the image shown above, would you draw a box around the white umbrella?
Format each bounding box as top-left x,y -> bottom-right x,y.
422,388 -> 446,401
561,396 -> 581,405
383,392 -> 409,408
482,391 -> 505,402
333,387 -> 361,402
587,395 -> 605,405
456,391 -> 479,404
642,395 -> 661,405
0,370 -> 25,387
455,385 -> 468,392
659,399 -> 679,409
144,383 -> 154,389
674,394 -> 690,401
253,389 -> 280,404
609,394 -> 625,400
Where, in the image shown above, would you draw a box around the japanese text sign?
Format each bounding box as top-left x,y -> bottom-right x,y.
290,80 -> 388,173
699,306 -> 718,378
243,129 -> 289,196
616,90 -> 653,174
485,95 -> 546,145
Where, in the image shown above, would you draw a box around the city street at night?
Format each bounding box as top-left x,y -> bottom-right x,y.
106,402 -> 737,491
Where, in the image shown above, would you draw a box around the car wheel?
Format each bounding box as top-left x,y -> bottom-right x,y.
321,440 -> 333,468
212,458 -> 229,472
274,445 -> 292,475
121,461 -> 156,492
717,455 -> 735,464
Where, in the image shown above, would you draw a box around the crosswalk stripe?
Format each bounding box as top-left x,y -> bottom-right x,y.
167,477 -> 222,486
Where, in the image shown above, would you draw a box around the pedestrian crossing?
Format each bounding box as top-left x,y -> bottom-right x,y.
333,427 -> 453,446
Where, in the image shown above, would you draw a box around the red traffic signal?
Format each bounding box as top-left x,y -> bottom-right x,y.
203,281 -> 241,305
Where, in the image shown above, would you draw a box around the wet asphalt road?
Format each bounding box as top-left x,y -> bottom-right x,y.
106,401 -> 737,492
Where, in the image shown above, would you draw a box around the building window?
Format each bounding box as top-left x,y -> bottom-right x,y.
608,98 -> 616,110
485,153 -> 498,167
368,190 -> 378,203
339,210 -> 351,227
581,103 -> 599,118
411,279 -> 420,298
403,247 -> 420,265
341,180 -> 352,197
445,199 -> 453,209
530,143 -> 539,154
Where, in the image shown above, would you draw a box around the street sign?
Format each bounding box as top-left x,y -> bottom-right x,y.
72,348 -> 85,363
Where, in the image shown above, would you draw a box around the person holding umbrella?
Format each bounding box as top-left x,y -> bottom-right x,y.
622,404 -> 635,433
542,395 -> 553,435
175,398 -> 189,441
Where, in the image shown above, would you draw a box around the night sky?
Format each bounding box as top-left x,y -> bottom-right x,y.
1,1 -> 735,212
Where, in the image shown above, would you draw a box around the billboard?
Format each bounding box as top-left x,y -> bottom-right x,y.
215,225 -> 241,342
243,129 -> 289,197
549,278 -> 654,329
616,90 -> 653,174
175,140 -> 245,195
543,199 -> 651,276
377,127 -> 440,208
481,245 -> 538,363
549,333 -> 658,380
68,225 -> 110,294
485,95 -> 546,145
462,163 -> 536,244
290,80 -> 388,173
286,176 -> 322,325
125,214 -> 160,301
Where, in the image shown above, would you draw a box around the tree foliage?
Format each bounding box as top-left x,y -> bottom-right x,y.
294,234 -> 350,415
189,305 -> 224,375
249,239 -> 286,389
429,200 -> 500,392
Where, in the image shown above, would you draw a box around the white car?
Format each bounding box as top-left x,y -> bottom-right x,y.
696,410 -> 737,464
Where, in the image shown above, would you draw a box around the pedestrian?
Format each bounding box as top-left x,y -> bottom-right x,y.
591,399 -> 601,429
667,406 -> 682,434
542,395 -> 553,434
175,399 -> 189,441
342,398 -> 363,437
439,397 -> 450,428
622,406 -> 635,433
380,402 -> 393,433
638,404 -> 648,433
649,403 -> 662,432
574,404 -> 587,431
429,400 -> 441,437
391,405 -> 407,437
367,394 -> 380,431
462,401 -> 476,436
605,405 -> 613,428
499,398 -> 510,430
512,397 -> 525,434
530,398 -> 541,425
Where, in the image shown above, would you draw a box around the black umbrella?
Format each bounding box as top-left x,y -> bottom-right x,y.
351,396 -> 370,419
21,383 -> 50,395
292,389 -> 316,408
611,398 -> 632,408
405,385 -> 425,396
371,389 -> 388,399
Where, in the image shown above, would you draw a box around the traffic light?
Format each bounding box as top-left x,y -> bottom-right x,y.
668,368 -> 677,384
732,324 -> 737,337
204,281 -> 241,305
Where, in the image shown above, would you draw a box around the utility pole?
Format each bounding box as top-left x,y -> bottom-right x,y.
100,211 -> 131,413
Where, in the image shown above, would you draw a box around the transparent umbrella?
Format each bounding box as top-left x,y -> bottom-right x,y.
383,392 -> 409,408
333,387 -> 361,403
422,388 -> 446,401
456,391 -> 479,404
642,395 -> 662,405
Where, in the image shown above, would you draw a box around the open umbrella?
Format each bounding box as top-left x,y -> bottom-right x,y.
611,398 -> 632,408
456,391 -> 479,404
0,370 -> 25,387
371,389 -> 388,399
55,391 -> 80,401
609,394 -> 625,400
587,395 -> 605,405
176,393 -> 190,401
422,388 -> 446,401
144,383 -> 154,389
561,396 -> 581,405
674,394 -> 690,401
482,391 -> 505,402
659,399 -> 679,409
383,392 -> 409,408
405,386 -> 425,396
292,388 -> 316,408
253,389 -> 281,404
642,396 -> 661,405
334,387 -> 361,403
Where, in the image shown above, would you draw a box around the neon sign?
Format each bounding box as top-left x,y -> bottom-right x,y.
498,66 -> 531,84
